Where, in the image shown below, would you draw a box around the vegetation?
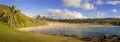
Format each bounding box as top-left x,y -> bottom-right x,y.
81,35 -> 120,42
2,5 -> 26,28
0,4 -> 84,42
0,4 -> 120,42
36,15 -> 41,20
46,18 -> 120,26
0,22 -> 83,42
0,4 -> 47,29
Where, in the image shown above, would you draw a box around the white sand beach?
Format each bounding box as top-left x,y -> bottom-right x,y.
17,22 -> 105,32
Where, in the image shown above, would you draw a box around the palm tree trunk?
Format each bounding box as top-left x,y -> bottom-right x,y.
10,17 -> 12,28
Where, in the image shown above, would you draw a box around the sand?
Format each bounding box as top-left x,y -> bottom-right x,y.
17,22 -> 104,32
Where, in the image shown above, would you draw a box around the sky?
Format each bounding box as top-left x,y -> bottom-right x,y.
0,0 -> 120,19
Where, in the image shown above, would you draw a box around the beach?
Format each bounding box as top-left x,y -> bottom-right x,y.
18,22 -> 104,32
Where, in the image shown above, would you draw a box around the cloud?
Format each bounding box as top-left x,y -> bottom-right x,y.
115,16 -> 120,18
107,0 -> 120,5
111,9 -> 118,13
95,0 -> 120,5
62,0 -> 82,8
40,9 -> 87,19
97,12 -> 106,18
22,12 -> 37,17
81,3 -> 94,10
62,0 -> 95,10
96,0 -> 103,5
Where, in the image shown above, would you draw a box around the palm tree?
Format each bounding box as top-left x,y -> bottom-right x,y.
3,5 -> 26,28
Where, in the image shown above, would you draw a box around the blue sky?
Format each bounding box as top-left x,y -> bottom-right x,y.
0,0 -> 120,19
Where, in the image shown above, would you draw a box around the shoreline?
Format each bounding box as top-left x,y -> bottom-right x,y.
17,22 -> 118,32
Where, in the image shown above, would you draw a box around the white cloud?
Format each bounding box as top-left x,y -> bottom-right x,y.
107,0 -> 120,5
96,0 -> 103,5
62,0 -> 95,10
22,12 -> 37,17
97,12 -> 106,18
111,9 -> 118,13
115,16 -> 120,18
95,0 -> 120,5
81,3 -> 94,10
40,9 -> 87,19
62,0 -> 82,8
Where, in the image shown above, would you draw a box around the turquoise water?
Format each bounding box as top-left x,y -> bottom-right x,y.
35,26 -> 120,38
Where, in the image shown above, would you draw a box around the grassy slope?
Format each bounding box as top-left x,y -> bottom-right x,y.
0,22 -> 83,42
0,4 -> 47,28
0,4 -> 83,42
0,4 -> 10,12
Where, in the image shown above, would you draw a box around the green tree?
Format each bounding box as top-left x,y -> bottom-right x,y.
3,5 -> 26,28
36,15 -> 41,20
42,16 -> 46,21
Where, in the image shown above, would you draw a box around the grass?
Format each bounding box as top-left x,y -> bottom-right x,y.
0,22 -> 84,42
23,20 -> 48,28
0,4 -> 83,42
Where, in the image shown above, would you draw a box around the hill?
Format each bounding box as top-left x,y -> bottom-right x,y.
0,4 -> 84,42
0,4 -> 10,12
0,4 -> 47,28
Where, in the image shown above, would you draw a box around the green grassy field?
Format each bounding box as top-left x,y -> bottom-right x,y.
0,22 -> 84,42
